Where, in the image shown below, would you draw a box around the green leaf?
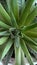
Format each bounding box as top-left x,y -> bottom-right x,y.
15,36 -> 20,48
6,0 -> 11,13
1,39 -> 13,60
0,28 -> 5,31
0,21 -> 11,29
0,31 -> 10,37
30,2 -> 36,12
27,42 -> 37,53
0,37 -> 8,45
21,50 -> 25,65
10,0 -> 19,21
6,0 -> 19,21
14,36 -> 21,65
21,0 -> 25,9
20,0 -> 26,15
6,0 -> 18,28
0,44 -> 5,59
11,12 -> 18,28
30,27 -> 37,32
4,46 -> 13,65
0,15 -> 5,22
0,3 -> 12,26
19,0 -> 34,27
22,22 -> 37,32
20,39 -> 34,65
15,45 -> 21,65
22,34 -> 37,45
24,6 -> 37,25
25,31 -> 37,38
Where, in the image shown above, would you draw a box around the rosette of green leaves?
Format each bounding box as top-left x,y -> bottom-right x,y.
0,0 -> 37,65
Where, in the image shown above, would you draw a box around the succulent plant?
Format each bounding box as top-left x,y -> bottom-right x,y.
0,0 -> 37,65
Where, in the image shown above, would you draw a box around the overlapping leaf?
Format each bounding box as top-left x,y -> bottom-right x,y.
20,39 -> 34,65
6,0 -> 18,28
19,0 -> 34,27
4,46 -> 13,65
22,34 -> 37,45
0,21 -> 11,29
21,22 -> 37,32
1,39 -> 13,60
0,0 -> 37,65
24,6 -> 37,25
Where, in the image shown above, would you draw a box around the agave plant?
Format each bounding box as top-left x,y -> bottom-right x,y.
0,0 -> 37,65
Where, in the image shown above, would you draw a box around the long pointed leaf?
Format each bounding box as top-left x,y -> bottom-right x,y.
20,39 -> 34,65
0,31 -> 10,37
0,15 -> 5,22
28,46 -> 37,59
11,12 -> 18,28
22,34 -> 37,45
14,36 -> 21,65
0,3 -> 11,26
4,46 -> 13,65
15,45 -> 21,65
6,0 -> 11,13
0,37 -> 8,45
21,0 -> 25,10
19,0 -> 25,16
25,31 -> 37,38
22,22 -> 37,32
6,0 -> 18,28
27,42 -> 37,53
0,21 -> 11,29
25,6 -> 37,25
1,39 -> 13,60
11,0 -> 19,21
19,0 -> 34,27
29,27 -> 37,32
21,50 -> 25,65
